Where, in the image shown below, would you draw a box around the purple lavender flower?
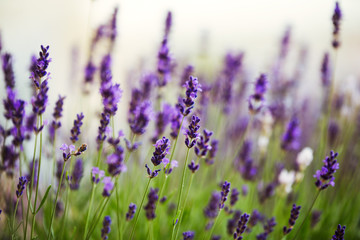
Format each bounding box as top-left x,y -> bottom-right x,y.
164,11 -> 172,38
3,87 -> 16,120
97,112 -> 110,146
281,116 -> 301,151
101,216 -> 111,240
56,160 -> 65,188
84,60 -> 97,84
233,213 -> 250,240
258,182 -> 276,204
30,45 -> 51,87
126,203 -> 137,221
152,104 -> 172,143
188,160 -> 200,173
248,74 -> 268,114
195,129 -> 213,158
109,7 -> 118,43
185,115 -> 201,148
124,138 -> 141,152
69,159 -> 84,190
107,145 -> 126,176
144,188 -> 159,220
205,139 -> 218,165
170,105 -> 182,139
163,159 -> 178,175
2,145 -> 19,172
92,167 -> 105,184
230,188 -> 239,207
237,140 -> 252,166
321,53 -> 331,87
49,95 -> 65,143
280,27 -> 291,59
178,76 -> 202,116
227,211 -> 242,235
180,65 -> 194,87
247,210 -> 264,232
10,99 -> 26,147
182,231 -> 194,240
157,39 -> 172,86
100,54 -> 112,85
314,151 -> 339,190
240,159 -> 257,181
101,82 -> 123,116
31,79 -> 49,116
328,120 -> 339,146
332,224 -> 345,240
2,53 -> 15,89
129,101 -> 152,135
145,164 -> 161,179
332,2 -> 342,48
102,177 -> 114,197
27,160 -> 38,189
256,217 -> 276,240
310,210 -> 322,228
283,204 -> 301,235
204,191 -> 221,219
70,113 -> 84,143
16,176 -> 27,198
220,181 -> 231,209
151,136 -> 170,166
60,144 -> 75,161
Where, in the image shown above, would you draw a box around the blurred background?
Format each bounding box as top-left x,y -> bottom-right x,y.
0,0 -> 360,126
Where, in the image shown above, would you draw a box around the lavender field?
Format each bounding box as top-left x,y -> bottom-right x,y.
0,1 -> 359,239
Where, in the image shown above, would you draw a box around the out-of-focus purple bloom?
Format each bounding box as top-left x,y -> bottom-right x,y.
188,160 -> 200,173
101,82 -> 123,116
258,182 -> 276,204
100,54 -> 112,85
151,136 -> 170,166
280,27 -> 291,59
180,65 -> 194,87
227,211 -> 242,236
310,210 -> 322,228
235,140 -> 252,168
152,104 -> 172,143
281,116 -> 301,151
97,112 -> 110,146
164,11 -> 172,38
178,76 -> 202,116
69,159 -> 84,190
56,160 -> 65,188
2,144 -> 19,173
185,115 -> 201,148
110,7 -> 118,43
163,159 -> 178,175
140,73 -> 157,100
107,145 -> 126,176
314,151 -> 339,190
92,167 -> 105,184
328,120 -> 339,146
145,164 -> 161,179
101,216 -> 111,240
332,224 -> 346,240
256,217 -> 277,240
230,188 -> 239,207
233,213 -> 250,240
102,176 -> 114,197
10,98 -> 26,148
27,160 -> 38,189
182,231 -> 194,240
219,181 -> 231,209
126,203 -> 137,221
170,105 -> 182,139
144,188 -> 159,220
49,95 -> 65,143
204,191 -> 221,219
70,113 -> 84,143
60,143 -> 75,161
129,101 -> 152,135
16,176 -> 27,198
332,2 -> 342,49
124,138 -> 141,152
321,53 -> 331,87
157,40 -> 172,87
3,87 -> 16,120
240,159 -> 257,181
205,139 -> 218,165
248,74 -> 268,114
2,53 -> 15,89
283,204 -> 301,235
247,210 -> 264,232
84,60 -> 97,84
195,129 -> 213,158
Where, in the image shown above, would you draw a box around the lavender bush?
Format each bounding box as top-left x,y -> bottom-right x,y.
0,2 -> 358,239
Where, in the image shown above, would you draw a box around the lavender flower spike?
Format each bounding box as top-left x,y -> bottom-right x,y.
204,191 -> 221,219
144,188 -> 159,220
129,101 -> 152,135
101,216 -> 111,240
70,113 -> 84,143
332,2 -> 342,49
283,204 -> 301,235
2,53 -> 15,89
185,115 -> 201,148
233,213 -> 250,240
102,177 -> 114,197
220,181 -> 231,209
145,164 -> 161,179
332,224 -> 346,240
91,167 -> 105,184
107,145 -> 126,176
281,116 -> 301,151
188,160 -> 199,173
126,203 -> 137,221
16,176 -> 28,198
69,159 -> 84,190
248,74 -> 268,114
314,151 -> 339,190
182,231 -> 194,240
178,76 -> 202,116
49,95 -> 65,143
151,136 -> 170,166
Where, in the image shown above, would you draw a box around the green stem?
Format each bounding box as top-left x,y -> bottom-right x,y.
206,209 -> 222,240
96,143 -> 103,167
52,131 -> 57,187
115,177 -> 122,240
86,196 -> 110,240
171,147 -> 190,240
60,178 -> 71,239
83,183 -> 97,240
47,161 -> 66,240
24,115 -> 39,240
11,198 -> 20,240
291,190 -> 321,240
129,178 -> 152,240
31,114 -> 43,239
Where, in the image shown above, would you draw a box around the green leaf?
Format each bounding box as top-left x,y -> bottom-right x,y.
36,185 -> 52,214
26,187 -> 34,213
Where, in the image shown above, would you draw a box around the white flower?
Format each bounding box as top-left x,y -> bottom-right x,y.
296,147 -> 313,171
258,136 -> 269,153
278,169 -> 296,194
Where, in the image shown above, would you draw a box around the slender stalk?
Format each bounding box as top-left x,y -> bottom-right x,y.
11,199 -> 20,240
206,209 -> 222,240
59,177 -> 71,239
129,178 -> 152,240
31,114 -> 44,239
83,183 -> 97,239
291,190 -> 321,240
85,197 -> 110,240
96,143 -> 103,167
47,161 -> 66,240
115,177 -> 122,240
52,131 -> 57,187
24,115 -> 39,240
171,147 -> 190,240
